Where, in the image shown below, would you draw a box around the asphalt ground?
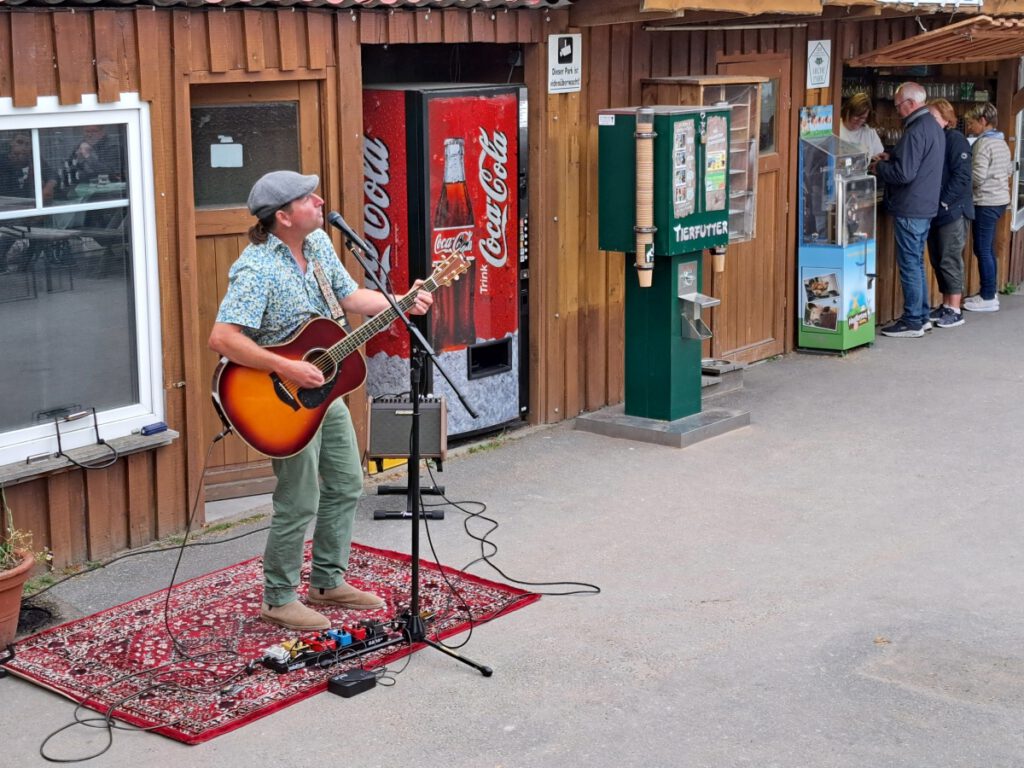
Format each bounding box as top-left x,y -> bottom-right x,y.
2,293 -> 1023,767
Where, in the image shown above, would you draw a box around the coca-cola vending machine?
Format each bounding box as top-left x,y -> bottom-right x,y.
362,84 -> 528,438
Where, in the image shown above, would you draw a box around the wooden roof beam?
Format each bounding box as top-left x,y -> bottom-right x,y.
569,0 -> 684,27
570,0 -> 772,27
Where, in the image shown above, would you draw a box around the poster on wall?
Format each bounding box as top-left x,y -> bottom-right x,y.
799,105 -> 833,139
806,40 -> 831,90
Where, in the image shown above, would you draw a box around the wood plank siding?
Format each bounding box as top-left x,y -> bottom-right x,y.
0,5 -> 1020,569
0,6 -> 555,569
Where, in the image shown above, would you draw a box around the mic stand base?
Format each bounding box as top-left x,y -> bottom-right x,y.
400,610 -> 493,677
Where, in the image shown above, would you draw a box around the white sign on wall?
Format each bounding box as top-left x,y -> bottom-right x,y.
807,40 -> 831,90
548,34 -> 582,94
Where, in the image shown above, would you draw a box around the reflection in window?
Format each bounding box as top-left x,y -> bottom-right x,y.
44,124 -> 129,205
191,102 -> 300,209
759,79 -> 778,154
0,213 -> 136,432
0,117 -> 141,445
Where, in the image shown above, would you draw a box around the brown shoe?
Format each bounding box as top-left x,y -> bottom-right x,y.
307,582 -> 385,611
260,600 -> 330,631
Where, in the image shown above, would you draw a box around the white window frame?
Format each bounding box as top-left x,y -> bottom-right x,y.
1012,107 -> 1024,232
0,94 -> 163,466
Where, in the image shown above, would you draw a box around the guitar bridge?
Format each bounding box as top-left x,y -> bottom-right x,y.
270,373 -> 300,411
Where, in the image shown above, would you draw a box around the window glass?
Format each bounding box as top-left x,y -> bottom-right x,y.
43,125 -> 129,205
0,130 -> 39,211
191,102 -> 300,209
759,78 -> 778,154
0,99 -> 160,464
0,211 -> 136,432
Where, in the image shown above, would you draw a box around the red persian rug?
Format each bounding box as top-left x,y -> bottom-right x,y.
5,543 -> 538,744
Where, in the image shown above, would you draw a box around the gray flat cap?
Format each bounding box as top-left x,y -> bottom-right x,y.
248,171 -> 319,220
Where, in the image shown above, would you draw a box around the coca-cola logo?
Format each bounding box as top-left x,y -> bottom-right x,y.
434,230 -> 473,256
362,135 -> 392,286
477,128 -> 510,269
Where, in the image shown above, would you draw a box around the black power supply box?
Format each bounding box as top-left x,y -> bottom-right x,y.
328,669 -> 376,698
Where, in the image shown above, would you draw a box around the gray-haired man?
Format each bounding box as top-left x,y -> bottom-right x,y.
870,82 -> 945,338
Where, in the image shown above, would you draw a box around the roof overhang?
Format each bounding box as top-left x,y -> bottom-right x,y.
631,0 -> 1024,22
848,14 -> 1024,65
640,0 -> 822,14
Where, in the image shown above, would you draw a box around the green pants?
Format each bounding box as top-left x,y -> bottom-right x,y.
263,399 -> 364,607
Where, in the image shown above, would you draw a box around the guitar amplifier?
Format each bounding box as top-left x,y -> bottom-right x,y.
367,396 -> 447,460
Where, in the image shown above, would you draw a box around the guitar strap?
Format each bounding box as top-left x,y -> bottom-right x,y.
311,259 -> 352,331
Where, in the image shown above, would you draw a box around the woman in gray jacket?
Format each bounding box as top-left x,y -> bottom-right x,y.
963,103 -> 1012,312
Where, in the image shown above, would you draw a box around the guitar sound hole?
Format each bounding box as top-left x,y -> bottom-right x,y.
296,348 -> 338,409
305,348 -> 338,383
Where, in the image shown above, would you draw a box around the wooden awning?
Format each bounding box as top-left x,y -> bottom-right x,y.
640,0 -> 825,14
849,15 -> 1024,65
637,0 -> 1024,19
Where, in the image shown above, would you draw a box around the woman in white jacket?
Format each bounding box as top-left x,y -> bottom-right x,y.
963,102 -> 1013,312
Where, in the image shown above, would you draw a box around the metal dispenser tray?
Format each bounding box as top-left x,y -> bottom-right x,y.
677,261 -> 719,340
678,292 -> 720,340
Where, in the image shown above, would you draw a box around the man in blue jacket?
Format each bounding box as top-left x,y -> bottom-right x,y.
870,82 -> 945,338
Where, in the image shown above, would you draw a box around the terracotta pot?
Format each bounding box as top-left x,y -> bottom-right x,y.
0,550 -> 34,647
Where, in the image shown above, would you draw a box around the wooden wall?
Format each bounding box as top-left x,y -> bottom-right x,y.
1,5 -> 1020,569
0,8 -> 186,571
577,22 -> 804,410
0,6 -> 560,570
571,12 -> 1018,358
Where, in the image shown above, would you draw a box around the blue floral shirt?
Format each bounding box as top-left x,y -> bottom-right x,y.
215,229 -> 358,346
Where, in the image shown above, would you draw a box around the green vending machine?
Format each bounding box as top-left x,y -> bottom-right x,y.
597,105 -> 731,422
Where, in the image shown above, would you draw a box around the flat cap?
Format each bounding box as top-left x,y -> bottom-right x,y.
248,170 -> 319,220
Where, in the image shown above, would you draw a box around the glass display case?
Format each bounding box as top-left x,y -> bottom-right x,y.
641,75 -> 766,243
797,130 -> 877,353
799,135 -> 875,247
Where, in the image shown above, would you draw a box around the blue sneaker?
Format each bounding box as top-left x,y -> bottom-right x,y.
935,306 -> 965,328
880,319 -> 924,338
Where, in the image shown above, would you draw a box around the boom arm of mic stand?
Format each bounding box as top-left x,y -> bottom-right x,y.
337,230 -> 479,420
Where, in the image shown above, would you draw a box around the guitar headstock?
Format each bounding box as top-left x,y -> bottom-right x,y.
431,248 -> 473,288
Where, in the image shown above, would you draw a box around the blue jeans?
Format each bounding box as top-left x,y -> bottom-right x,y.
972,205 -> 1006,300
894,216 -> 931,327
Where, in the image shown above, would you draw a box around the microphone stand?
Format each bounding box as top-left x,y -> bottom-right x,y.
329,215 -> 491,677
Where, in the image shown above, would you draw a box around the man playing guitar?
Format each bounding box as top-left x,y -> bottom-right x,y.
209,171 -> 432,631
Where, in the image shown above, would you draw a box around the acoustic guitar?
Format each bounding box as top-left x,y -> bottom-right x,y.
211,251 -> 471,458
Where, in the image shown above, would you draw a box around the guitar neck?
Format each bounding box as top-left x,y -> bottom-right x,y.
332,275 -> 442,359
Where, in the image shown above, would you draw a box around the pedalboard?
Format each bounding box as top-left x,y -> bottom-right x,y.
259,619 -> 403,674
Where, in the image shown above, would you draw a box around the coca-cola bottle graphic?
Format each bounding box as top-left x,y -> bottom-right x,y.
431,137 -> 476,350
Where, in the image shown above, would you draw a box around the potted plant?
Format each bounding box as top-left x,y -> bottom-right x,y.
0,493 -> 35,649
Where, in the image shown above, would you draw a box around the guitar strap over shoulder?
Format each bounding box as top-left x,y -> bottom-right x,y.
311,259 -> 351,331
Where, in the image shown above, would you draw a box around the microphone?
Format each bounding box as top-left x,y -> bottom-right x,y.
326,211 -> 370,253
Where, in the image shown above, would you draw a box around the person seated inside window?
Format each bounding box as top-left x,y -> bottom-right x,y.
0,132 -> 57,204
62,124 -> 125,188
